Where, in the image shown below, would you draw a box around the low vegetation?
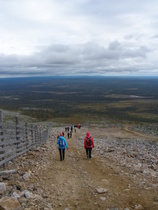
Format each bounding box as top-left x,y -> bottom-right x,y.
0,76 -> 158,124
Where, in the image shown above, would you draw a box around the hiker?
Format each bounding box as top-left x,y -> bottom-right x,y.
67,132 -> 70,139
70,131 -> 72,138
74,124 -> 82,129
57,132 -> 68,161
84,131 -> 94,159
65,127 -> 69,132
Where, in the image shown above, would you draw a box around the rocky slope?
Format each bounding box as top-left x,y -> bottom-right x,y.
0,124 -> 158,210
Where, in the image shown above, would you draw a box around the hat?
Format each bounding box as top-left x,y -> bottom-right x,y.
60,132 -> 63,136
86,132 -> 90,138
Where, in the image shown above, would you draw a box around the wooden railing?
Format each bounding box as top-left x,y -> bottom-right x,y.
0,110 -> 50,168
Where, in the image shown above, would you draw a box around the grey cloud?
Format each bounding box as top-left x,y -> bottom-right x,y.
108,41 -> 122,50
81,41 -> 150,62
37,44 -> 79,65
45,44 -> 70,53
73,0 -> 149,17
121,46 -> 150,59
152,34 -> 158,39
0,40 -> 153,77
0,0 -> 158,77
124,35 -> 135,40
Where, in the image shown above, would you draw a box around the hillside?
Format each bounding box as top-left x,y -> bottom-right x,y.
0,124 -> 158,210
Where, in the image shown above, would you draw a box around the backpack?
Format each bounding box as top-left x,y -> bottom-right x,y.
86,137 -> 92,146
59,138 -> 65,147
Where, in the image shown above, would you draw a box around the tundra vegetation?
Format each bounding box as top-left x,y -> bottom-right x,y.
0,76 -> 158,125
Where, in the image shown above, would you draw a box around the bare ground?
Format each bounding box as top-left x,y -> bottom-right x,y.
3,125 -> 158,210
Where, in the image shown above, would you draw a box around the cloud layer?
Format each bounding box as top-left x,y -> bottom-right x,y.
0,0 -> 158,77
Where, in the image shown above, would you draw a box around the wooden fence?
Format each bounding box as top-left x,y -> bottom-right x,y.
0,110 -> 50,168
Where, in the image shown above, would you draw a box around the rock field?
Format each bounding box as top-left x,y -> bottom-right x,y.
0,124 -> 158,210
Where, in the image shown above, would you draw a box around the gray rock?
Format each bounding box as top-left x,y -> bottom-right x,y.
23,172 -> 31,181
134,204 -> 143,209
96,188 -> 108,194
100,196 -> 106,201
0,183 -> 7,195
24,190 -> 33,199
11,192 -> 20,198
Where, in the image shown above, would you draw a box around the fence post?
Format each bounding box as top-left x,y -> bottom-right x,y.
15,116 -> 20,155
34,125 -> 37,144
25,122 -> 28,150
42,129 -> 45,144
0,110 -> 5,168
31,124 -> 34,145
39,128 -> 42,145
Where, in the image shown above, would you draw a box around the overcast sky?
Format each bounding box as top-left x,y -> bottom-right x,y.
0,0 -> 158,77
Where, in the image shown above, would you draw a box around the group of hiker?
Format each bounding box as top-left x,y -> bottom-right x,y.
65,125 -> 75,139
56,125 -> 94,161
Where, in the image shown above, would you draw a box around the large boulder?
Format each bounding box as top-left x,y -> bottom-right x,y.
0,197 -> 21,210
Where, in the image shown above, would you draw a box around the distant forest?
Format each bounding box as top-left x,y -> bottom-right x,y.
0,76 -> 158,123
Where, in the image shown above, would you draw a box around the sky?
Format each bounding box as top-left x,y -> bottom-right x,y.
0,0 -> 158,77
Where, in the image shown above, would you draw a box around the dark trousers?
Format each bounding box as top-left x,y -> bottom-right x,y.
59,148 -> 65,161
86,148 -> 92,158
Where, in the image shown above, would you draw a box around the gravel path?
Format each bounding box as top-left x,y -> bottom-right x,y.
0,124 -> 158,210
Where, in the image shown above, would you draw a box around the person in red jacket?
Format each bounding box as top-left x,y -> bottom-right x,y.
84,131 -> 94,159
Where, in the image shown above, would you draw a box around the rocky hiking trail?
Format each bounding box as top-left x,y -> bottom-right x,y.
0,125 -> 158,210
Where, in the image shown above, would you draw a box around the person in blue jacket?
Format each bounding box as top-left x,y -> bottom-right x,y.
57,132 -> 68,161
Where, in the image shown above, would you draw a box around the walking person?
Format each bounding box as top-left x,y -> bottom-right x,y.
57,132 -> 68,161
84,131 -> 94,159
69,131 -> 72,138
67,132 -> 70,139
